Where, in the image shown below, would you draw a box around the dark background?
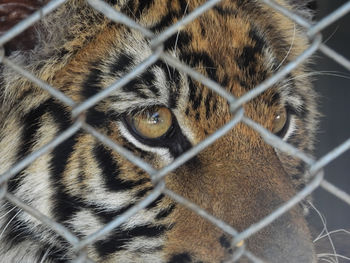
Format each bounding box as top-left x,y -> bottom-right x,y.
311,0 -> 350,231
307,1 -> 350,258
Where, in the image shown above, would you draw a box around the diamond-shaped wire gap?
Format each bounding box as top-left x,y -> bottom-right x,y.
152,108 -> 244,182
81,123 -> 156,175
319,44 -> 350,71
310,137 -> 350,175
0,121 -> 81,185
0,0 -> 67,46
232,170 -> 324,245
162,188 -> 238,237
1,57 -> 75,107
321,180 -> 350,207
230,35 -> 322,112
73,180 -> 165,251
242,117 -> 314,165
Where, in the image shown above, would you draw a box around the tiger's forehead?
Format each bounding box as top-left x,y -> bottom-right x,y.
57,0 -> 308,121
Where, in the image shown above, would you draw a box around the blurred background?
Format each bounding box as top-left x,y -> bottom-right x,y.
311,0 -> 350,230
309,0 -> 350,259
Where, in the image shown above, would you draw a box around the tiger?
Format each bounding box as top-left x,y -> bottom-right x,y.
0,0 -> 320,262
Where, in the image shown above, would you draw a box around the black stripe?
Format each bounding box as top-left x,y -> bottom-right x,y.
93,143 -> 149,192
92,203 -> 136,225
136,186 -> 154,198
86,106 -> 110,128
141,69 -> 160,97
122,78 -> 149,99
249,28 -> 266,55
168,125 -> 193,158
168,253 -> 192,263
155,203 -> 176,220
163,31 -> 192,52
168,69 -> 182,109
135,0 -> 155,18
109,53 -> 134,76
1,205 -> 30,249
292,162 -> 307,181
180,51 -> 218,82
17,103 -> 49,160
205,91 -> 213,119
213,6 -> 238,16
9,102 -> 50,193
95,224 -> 167,257
151,11 -> 178,32
146,194 -> 165,209
195,112 -> 200,120
50,133 -> 82,223
219,235 -> 231,249
81,62 -> 104,99
188,78 -> 202,111
150,0 -> 189,32
46,100 -> 83,223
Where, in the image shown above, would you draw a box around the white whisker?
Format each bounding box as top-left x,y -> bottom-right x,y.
319,257 -> 336,263
315,229 -> 350,242
0,209 -> 22,239
174,1 -> 190,55
318,253 -> 350,262
39,244 -> 53,263
275,23 -> 296,71
0,206 -> 16,220
322,25 -> 340,45
309,201 -> 338,263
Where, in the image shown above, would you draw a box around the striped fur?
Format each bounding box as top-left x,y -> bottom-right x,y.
0,0 -> 318,262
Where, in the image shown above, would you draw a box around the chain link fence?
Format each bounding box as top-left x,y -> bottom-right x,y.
0,0 -> 350,262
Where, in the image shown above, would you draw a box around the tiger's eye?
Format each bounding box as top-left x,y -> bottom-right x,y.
130,107 -> 172,139
272,107 -> 287,134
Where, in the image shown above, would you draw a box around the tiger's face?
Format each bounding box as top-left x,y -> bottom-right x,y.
0,0 -> 318,262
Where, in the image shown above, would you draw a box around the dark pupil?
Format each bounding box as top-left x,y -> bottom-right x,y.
148,112 -> 160,124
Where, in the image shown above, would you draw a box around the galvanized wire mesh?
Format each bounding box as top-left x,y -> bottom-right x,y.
0,0 -> 350,262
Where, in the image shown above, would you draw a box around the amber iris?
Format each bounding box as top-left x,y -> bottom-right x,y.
129,107 -> 173,139
272,107 -> 287,134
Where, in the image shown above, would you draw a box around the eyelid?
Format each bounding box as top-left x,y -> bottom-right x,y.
281,115 -> 295,141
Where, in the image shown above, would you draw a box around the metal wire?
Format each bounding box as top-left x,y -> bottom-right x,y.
0,0 -> 349,262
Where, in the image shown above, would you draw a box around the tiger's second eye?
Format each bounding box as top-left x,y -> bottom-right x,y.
272,107 -> 288,135
129,107 -> 173,139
